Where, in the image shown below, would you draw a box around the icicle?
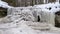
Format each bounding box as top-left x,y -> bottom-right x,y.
47,0 -> 48,3
44,0 -> 46,4
56,0 -> 59,2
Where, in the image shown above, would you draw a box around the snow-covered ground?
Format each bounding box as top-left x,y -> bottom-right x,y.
0,19 -> 60,34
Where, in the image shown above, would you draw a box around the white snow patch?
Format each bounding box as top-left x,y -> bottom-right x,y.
0,0 -> 13,8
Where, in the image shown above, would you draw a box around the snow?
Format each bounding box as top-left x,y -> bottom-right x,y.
0,1 -> 60,34
33,2 -> 60,13
0,0 -> 13,8
0,20 -> 60,34
34,2 -> 60,9
0,20 -> 38,34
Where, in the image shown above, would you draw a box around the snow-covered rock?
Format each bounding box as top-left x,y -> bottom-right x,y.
33,2 -> 60,9
0,0 -> 13,8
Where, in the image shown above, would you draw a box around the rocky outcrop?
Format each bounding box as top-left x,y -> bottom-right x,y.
55,11 -> 60,27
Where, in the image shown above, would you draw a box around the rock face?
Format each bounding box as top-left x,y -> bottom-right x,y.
0,7 -> 7,18
55,11 -> 60,27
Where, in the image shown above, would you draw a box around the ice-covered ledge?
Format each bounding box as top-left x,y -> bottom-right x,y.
7,5 -> 60,25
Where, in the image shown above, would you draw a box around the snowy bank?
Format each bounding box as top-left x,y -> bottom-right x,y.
0,0 -> 13,8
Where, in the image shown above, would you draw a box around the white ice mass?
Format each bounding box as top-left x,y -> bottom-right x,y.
0,0 -> 13,8
0,0 -> 60,34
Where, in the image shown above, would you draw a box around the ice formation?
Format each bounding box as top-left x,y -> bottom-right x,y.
0,1 -> 60,34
